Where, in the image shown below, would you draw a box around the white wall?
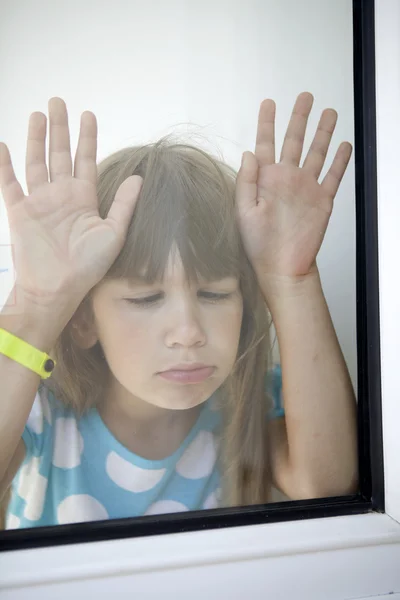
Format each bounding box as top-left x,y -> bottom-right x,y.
0,0 -> 356,385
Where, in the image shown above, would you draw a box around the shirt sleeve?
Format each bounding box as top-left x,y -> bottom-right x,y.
22,383 -> 53,458
265,364 -> 285,420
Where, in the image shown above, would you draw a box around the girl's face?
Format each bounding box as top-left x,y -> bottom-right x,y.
87,250 -> 243,411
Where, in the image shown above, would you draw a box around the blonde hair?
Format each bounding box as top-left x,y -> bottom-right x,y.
44,137 -> 273,508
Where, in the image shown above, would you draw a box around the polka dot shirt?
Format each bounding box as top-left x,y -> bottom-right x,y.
6,367 -> 284,529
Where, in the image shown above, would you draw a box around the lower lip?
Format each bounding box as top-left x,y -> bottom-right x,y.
158,367 -> 215,384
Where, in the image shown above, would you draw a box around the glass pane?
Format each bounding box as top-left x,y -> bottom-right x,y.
0,0 -> 357,531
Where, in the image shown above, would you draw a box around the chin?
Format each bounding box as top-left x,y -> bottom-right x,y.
152,387 -> 214,411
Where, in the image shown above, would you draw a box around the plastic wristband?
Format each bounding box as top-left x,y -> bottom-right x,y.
0,327 -> 56,379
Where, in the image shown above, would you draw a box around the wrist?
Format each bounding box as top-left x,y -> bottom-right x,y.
0,319 -> 60,356
256,267 -> 324,313
1,286 -> 79,353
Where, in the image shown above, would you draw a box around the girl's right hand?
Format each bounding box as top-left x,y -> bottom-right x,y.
0,97 -> 142,312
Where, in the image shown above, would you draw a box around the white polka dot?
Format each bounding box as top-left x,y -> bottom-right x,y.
17,457 -> 47,521
27,393 -> 44,434
144,500 -> 189,516
106,451 -> 166,493
52,418 -> 84,468
57,494 -> 108,524
26,389 -> 52,434
6,514 -> 21,529
176,431 -> 218,479
203,489 -> 221,510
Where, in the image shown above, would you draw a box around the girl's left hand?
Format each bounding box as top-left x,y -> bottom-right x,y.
235,92 -> 352,283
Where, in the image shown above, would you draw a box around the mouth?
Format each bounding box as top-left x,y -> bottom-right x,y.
158,364 -> 215,384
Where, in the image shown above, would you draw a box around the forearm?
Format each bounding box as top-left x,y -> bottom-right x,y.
262,269 -> 358,497
0,286 -> 75,483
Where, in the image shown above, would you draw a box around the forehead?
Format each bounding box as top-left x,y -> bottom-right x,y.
130,250 -> 187,284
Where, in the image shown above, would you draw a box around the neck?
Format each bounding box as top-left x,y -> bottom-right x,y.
97,378 -> 202,459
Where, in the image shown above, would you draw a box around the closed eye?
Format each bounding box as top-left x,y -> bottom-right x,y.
198,291 -> 233,302
124,293 -> 163,306
124,291 -> 233,307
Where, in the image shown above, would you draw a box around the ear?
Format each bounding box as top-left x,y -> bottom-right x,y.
69,298 -> 99,350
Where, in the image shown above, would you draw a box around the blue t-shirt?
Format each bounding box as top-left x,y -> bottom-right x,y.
6,366 -> 284,529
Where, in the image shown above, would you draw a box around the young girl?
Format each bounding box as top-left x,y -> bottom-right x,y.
0,93 -> 358,529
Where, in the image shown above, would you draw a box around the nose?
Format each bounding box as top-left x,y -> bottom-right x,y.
164,301 -> 206,349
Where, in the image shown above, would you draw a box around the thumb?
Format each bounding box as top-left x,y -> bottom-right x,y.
106,175 -> 143,237
235,151 -> 259,213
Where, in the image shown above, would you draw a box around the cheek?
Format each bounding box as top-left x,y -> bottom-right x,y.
212,300 -> 243,352
95,309 -> 152,359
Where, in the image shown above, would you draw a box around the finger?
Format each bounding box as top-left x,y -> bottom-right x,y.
320,142 -> 353,200
235,151 -> 259,213
26,112 -> 49,194
255,99 -> 276,166
0,143 -> 25,206
48,97 -> 73,181
106,175 -> 143,237
280,92 -> 314,166
74,111 -> 98,185
302,109 -> 338,179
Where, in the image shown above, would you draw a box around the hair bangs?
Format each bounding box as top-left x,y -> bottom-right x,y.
101,141 -> 241,285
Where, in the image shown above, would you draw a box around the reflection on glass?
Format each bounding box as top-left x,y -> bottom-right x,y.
0,1 -> 357,531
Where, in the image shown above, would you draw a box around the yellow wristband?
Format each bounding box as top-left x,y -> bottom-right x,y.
0,327 -> 56,379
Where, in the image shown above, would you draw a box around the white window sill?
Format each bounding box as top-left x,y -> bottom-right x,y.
0,512 -> 399,598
